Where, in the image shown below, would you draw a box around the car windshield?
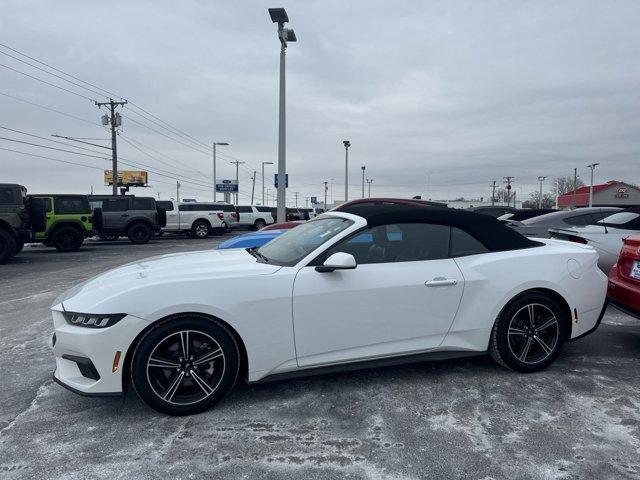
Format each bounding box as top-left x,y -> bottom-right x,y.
598,211 -> 640,226
256,217 -> 354,266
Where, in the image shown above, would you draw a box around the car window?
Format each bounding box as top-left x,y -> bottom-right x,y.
257,217 -> 353,266
102,198 -> 129,212
598,211 -> 640,225
215,204 -> 234,212
564,213 -> 595,226
196,204 -> 219,211
450,227 -> 489,257
325,223 -> 450,264
39,197 -> 53,212
55,196 -> 90,214
237,206 -> 253,213
256,206 -> 271,213
132,197 -> 155,210
157,201 -> 174,212
178,204 -> 194,211
0,187 -> 19,204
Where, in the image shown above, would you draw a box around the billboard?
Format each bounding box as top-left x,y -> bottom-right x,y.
104,170 -> 148,187
216,179 -> 238,193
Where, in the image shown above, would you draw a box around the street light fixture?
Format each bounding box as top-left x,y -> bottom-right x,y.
361,165 -> 366,198
343,140 -> 351,202
537,176 -> 546,209
366,178 -> 373,198
587,163 -> 600,207
212,142 -> 229,201
269,7 -> 297,223
262,161 -> 274,205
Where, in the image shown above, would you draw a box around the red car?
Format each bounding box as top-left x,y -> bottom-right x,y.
607,234 -> 640,319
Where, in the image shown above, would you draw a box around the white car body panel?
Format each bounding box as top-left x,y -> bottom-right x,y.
51,212 -> 607,396
160,200 -> 224,233
236,206 -> 275,228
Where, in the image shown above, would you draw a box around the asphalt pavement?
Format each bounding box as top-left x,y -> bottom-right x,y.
0,234 -> 639,479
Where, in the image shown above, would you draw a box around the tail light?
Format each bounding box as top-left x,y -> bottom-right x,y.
217,213 -> 224,220
231,212 -> 238,220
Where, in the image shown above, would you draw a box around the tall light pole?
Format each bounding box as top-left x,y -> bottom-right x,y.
343,140 -> 351,202
323,181 -> 328,209
537,176 -> 546,209
261,161 -> 274,205
587,163 -> 599,208
366,178 -> 373,197
230,160 -> 245,204
361,165 -> 366,198
269,8 -> 297,223
212,142 -> 229,201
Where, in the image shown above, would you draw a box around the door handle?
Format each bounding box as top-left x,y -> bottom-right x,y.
425,277 -> 457,287
121,213 -> 129,217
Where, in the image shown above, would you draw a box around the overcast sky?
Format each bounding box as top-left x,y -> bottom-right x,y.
2,0 -> 639,205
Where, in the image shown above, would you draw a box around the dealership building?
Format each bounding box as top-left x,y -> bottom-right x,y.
557,180 -> 640,208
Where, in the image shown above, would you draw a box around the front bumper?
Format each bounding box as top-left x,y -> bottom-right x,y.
52,309 -> 149,396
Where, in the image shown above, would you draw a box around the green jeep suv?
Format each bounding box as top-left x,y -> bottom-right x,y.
28,194 -> 95,252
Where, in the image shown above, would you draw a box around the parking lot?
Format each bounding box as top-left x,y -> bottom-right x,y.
1,234 -> 639,480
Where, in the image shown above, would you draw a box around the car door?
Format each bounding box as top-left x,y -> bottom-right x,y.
292,222 -> 465,367
100,197 -> 129,232
158,201 -> 178,230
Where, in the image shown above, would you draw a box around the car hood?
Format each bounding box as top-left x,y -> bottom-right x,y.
54,248 -> 281,313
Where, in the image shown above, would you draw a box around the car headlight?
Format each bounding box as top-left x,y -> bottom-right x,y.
63,312 -> 126,329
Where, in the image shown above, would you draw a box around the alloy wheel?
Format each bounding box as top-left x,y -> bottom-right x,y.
195,224 -> 209,238
146,330 -> 226,405
507,303 -> 559,365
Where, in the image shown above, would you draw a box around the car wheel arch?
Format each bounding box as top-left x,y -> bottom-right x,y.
121,311 -> 249,393
47,220 -> 85,237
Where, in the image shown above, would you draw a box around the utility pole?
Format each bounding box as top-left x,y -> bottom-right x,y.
250,170 -> 256,204
305,197 -> 309,208
537,176 -> 547,209
294,191 -> 299,207
366,178 -> 373,198
176,180 -> 181,203
230,160 -> 245,204
490,181 -> 497,206
573,168 -> 578,209
323,181 -> 328,209
343,140 -> 351,202
587,163 -> 599,208
503,177 -> 514,207
95,98 -> 127,195
361,165 -> 366,198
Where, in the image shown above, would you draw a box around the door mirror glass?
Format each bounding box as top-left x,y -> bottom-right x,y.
316,252 -> 357,272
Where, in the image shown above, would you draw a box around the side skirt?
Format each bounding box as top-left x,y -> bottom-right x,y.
250,350 -> 485,384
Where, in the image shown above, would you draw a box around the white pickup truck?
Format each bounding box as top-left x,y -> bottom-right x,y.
156,201 -> 225,238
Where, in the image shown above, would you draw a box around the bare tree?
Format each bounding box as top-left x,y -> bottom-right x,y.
523,191 -> 555,209
552,176 -> 585,196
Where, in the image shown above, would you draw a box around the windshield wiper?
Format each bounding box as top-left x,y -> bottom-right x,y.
246,247 -> 269,263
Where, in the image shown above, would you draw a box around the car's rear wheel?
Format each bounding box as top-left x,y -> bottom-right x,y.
0,229 -> 17,263
131,316 -> 240,415
52,226 -> 84,252
254,219 -> 266,230
191,221 -> 210,239
489,292 -> 566,372
127,223 -> 152,244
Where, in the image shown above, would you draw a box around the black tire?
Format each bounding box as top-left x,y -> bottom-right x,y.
51,226 -> 84,252
127,222 -> 152,244
190,221 -> 210,239
14,239 -> 24,255
131,315 -> 240,416
489,292 -> 567,373
254,219 -> 266,230
0,229 -> 17,264
99,235 -> 119,241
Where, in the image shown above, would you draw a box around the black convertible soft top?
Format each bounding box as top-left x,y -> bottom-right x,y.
342,204 -> 541,252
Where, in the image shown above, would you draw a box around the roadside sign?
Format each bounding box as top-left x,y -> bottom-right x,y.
310,196 -> 317,204
274,174 -> 289,188
216,179 -> 238,193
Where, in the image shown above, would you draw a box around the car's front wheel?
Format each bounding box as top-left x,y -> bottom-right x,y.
489,292 -> 567,372
52,226 -> 84,252
131,315 -> 240,415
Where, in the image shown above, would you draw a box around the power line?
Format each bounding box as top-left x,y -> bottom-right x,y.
0,91 -> 98,125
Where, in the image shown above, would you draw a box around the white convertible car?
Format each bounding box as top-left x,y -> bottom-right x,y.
51,206 -> 608,415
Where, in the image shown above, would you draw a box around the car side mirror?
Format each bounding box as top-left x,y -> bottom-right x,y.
315,252 -> 357,273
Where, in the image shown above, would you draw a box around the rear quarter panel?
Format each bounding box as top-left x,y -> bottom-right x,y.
444,241 -> 607,351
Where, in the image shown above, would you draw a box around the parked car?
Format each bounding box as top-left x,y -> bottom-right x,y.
28,194 -> 95,252
607,234 -> 640,319
217,221 -> 301,249
236,205 -> 276,230
334,197 -> 447,214
506,207 -> 621,238
0,183 -> 45,263
308,207 -> 324,218
88,195 -> 166,244
157,201 -> 225,239
213,202 -> 239,232
467,206 -> 518,218
497,209 -> 557,222
549,208 -> 640,272
270,207 -> 303,222
51,206 -> 606,415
